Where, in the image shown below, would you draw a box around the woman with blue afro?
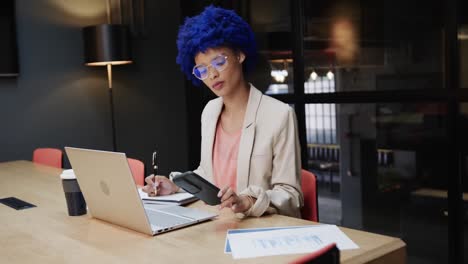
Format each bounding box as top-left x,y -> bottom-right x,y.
144,5 -> 303,218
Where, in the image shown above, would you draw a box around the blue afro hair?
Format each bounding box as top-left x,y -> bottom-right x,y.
176,5 -> 257,86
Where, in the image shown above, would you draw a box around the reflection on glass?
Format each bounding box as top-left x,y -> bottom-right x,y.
265,59 -> 293,94
246,0 -> 294,94
306,104 -> 339,225
307,102 -> 449,263
303,1 -> 443,92
458,104 -> 468,263
306,104 -> 336,144
305,72 -> 335,94
460,25 -> 468,88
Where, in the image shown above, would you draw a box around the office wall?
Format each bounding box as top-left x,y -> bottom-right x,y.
114,1 -> 189,174
0,0 -> 189,175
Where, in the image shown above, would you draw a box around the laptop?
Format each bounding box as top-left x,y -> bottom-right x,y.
65,147 -> 218,236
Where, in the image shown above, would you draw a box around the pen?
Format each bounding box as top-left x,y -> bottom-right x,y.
152,151 -> 158,176
152,151 -> 158,195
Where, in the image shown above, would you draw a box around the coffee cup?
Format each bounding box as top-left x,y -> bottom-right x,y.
60,169 -> 86,216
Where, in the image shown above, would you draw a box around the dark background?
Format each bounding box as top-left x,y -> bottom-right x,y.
0,0 -> 18,75
0,0 -> 189,176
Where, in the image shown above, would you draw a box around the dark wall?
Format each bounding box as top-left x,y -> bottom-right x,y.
0,0 -> 189,176
115,1 -> 189,175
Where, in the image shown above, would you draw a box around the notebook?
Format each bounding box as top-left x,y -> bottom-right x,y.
65,147 -> 217,236
138,188 -> 199,205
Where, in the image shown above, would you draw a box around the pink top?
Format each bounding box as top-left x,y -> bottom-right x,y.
212,121 -> 242,192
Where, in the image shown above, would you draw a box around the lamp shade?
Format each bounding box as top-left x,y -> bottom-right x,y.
82,24 -> 132,66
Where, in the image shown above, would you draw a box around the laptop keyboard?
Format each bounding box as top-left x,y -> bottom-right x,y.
159,205 -> 217,220
146,209 -> 192,230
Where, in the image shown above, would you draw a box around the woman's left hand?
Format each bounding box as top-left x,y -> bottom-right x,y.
217,186 -> 254,213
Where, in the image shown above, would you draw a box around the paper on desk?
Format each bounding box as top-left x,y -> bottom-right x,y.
224,225 -> 315,253
227,225 -> 358,259
137,188 -> 195,202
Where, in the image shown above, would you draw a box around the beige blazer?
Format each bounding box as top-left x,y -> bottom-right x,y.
193,85 -> 303,218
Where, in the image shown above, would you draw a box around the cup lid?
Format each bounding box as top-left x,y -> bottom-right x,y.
60,169 -> 76,180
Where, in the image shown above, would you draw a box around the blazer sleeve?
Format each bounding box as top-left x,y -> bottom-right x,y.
193,165 -> 206,179
240,107 -> 304,218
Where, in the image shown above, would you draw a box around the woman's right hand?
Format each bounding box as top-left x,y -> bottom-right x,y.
142,175 -> 179,196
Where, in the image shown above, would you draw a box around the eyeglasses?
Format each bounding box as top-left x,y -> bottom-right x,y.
192,54 -> 229,80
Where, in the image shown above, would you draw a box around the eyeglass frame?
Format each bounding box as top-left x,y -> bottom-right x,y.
192,54 -> 229,80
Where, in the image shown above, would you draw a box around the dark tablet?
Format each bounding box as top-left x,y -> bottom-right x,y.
0,197 -> 36,210
172,171 -> 221,205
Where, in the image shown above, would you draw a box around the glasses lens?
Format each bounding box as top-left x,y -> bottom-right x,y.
211,55 -> 228,72
192,55 -> 228,80
193,65 -> 208,80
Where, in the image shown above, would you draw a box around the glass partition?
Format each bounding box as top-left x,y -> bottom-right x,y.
247,0 -> 295,94
306,102 -> 449,263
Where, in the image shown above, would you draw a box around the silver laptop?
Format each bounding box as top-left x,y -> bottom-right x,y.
65,147 -> 217,236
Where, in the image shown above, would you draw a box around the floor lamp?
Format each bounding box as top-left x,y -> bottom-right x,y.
82,24 -> 132,151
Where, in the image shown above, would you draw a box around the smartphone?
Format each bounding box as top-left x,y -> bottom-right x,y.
0,197 -> 36,210
172,171 -> 221,205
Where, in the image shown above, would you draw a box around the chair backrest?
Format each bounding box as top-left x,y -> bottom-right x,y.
301,169 -> 318,222
32,148 -> 63,168
289,243 -> 339,264
127,158 -> 145,186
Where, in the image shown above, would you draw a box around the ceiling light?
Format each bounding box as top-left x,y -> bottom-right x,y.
310,71 -> 318,81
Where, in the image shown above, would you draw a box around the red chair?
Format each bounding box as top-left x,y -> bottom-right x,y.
301,169 -> 318,222
32,148 -> 63,168
289,243 -> 339,264
127,158 -> 145,186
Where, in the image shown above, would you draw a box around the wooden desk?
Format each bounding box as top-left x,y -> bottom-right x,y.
0,161 -> 406,264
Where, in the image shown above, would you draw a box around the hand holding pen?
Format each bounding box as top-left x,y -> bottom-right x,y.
142,150 -> 180,196
143,176 -> 180,196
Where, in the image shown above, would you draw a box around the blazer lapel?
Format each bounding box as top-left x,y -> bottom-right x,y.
237,85 -> 263,191
204,98 -> 223,183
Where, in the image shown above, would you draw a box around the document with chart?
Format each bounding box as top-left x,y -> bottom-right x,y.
226,225 -> 358,259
